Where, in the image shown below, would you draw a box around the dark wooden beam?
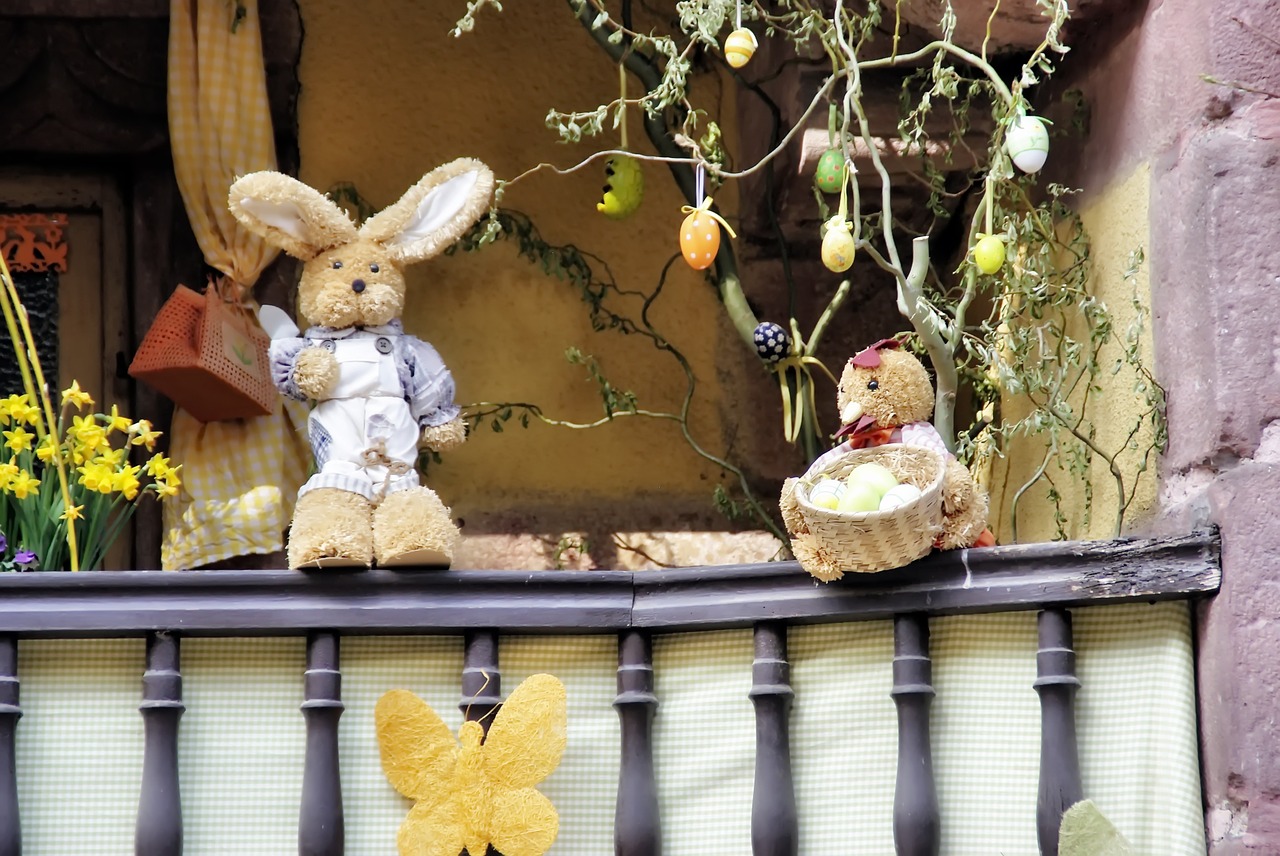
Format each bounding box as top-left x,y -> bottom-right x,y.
632,531 -> 1220,631
0,1 -> 169,18
0,532 -> 1220,637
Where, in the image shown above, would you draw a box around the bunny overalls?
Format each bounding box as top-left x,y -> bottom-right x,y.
270,320 -> 459,502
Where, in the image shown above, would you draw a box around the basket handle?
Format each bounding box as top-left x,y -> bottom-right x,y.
799,440 -> 853,484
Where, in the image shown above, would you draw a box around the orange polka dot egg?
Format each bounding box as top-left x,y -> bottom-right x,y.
680,209 -> 721,270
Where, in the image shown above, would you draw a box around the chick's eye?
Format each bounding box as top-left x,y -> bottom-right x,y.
369,263 -> 380,273
332,260 -> 343,269
867,379 -> 879,390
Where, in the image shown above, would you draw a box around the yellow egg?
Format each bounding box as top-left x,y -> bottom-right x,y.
837,482 -> 882,514
808,478 -> 846,510
973,234 -> 1006,274
724,28 -> 758,69
821,218 -> 856,272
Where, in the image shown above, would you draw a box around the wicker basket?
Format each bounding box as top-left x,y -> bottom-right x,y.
129,282 -> 277,423
790,444 -> 946,575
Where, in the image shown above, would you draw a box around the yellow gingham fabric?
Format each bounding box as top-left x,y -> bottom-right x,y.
162,0 -> 310,570
11,603 -> 1204,854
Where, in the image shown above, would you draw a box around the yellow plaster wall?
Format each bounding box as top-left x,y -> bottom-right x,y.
988,164 -> 1160,543
295,1 -> 738,518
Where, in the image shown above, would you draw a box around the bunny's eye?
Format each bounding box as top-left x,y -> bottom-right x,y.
332,260 -> 343,269
369,263 -> 380,273
867,379 -> 879,390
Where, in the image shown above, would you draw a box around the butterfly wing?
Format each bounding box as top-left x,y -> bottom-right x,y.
482,673 -> 567,790
397,795 -> 467,856
487,787 -> 560,856
375,689 -> 459,806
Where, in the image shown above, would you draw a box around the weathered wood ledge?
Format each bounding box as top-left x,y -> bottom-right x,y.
0,531 -> 1220,637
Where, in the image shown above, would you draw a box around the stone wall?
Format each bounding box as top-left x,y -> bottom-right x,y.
1049,0 -> 1280,851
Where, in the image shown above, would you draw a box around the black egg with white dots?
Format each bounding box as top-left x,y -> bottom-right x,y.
752,322 -> 791,364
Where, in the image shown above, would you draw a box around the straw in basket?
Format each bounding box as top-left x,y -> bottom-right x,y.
782,443 -> 947,580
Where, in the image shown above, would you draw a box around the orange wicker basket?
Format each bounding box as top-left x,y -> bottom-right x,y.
129,282 -> 277,423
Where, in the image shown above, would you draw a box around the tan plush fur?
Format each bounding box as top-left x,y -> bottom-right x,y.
289,489 -> 374,568
228,159 -> 494,569
780,345 -> 991,569
421,419 -> 467,453
373,486 -> 460,567
835,349 -> 934,427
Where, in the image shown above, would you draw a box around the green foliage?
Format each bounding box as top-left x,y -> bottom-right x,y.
448,0 -> 1167,545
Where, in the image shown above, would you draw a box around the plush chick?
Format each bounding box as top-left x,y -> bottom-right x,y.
597,155 -> 644,219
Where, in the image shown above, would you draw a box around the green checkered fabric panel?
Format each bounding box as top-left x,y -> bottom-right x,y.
13,601 -> 1203,854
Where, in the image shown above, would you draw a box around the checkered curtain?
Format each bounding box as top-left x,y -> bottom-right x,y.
162,0 -> 309,570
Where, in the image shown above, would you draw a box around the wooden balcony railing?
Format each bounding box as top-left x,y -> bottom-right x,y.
0,530 -> 1220,856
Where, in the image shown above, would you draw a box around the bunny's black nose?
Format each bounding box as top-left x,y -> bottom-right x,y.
351,279 -> 366,293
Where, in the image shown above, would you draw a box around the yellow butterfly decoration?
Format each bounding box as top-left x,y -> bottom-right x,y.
375,673 -> 567,856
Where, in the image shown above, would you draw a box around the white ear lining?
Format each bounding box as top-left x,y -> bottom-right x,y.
235,196 -> 310,242
383,171 -> 481,253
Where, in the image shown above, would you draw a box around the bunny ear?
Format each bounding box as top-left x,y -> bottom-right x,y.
228,171 -> 359,260
360,158 -> 494,265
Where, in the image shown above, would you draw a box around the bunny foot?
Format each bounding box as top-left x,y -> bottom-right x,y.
373,486 -> 459,568
288,488 -> 373,569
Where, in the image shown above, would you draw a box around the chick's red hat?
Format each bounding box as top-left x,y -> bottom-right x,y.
849,337 -> 901,368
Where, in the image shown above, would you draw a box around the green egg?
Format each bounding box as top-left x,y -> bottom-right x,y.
815,149 -> 845,195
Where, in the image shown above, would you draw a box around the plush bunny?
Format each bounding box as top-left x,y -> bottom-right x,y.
228,159 -> 493,569
781,339 -> 992,580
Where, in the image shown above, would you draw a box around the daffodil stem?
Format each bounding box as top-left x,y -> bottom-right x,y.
0,255 -> 79,570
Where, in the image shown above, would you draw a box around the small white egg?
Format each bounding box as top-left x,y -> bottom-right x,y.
1006,115 -> 1050,174
878,483 -> 923,512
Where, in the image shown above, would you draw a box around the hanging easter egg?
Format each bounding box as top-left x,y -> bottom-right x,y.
597,155 -> 644,219
753,322 -> 791,364
724,28 -> 758,69
815,149 -> 845,194
821,217 -> 856,272
680,209 -> 721,270
973,234 -> 1006,274
1006,115 -> 1050,173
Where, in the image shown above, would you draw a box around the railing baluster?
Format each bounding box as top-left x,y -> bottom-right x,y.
1034,609 -> 1083,856
136,632 -> 183,856
460,631 -> 502,735
299,632 -> 344,856
749,622 -> 797,856
0,637 -> 19,856
891,614 -> 940,856
614,631 -> 660,856
460,632 -> 501,856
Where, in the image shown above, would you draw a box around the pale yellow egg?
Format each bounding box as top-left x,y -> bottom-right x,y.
724,28 -> 758,69
821,219 -> 856,272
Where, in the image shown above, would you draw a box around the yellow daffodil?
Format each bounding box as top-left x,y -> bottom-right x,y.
61,380 -> 94,410
0,457 -> 17,488
93,447 -> 126,469
129,420 -> 161,450
70,414 -> 106,456
145,453 -> 173,479
105,404 -> 131,435
112,464 -> 142,501
9,469 -> 40,499
0,394 -> 27,423
60,503 -> 84,522
163,466 -> 182,490
154,479 -> 180,499
35,434 -> 60,463
78,462 -> 114,494
3,426 -> 34,454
